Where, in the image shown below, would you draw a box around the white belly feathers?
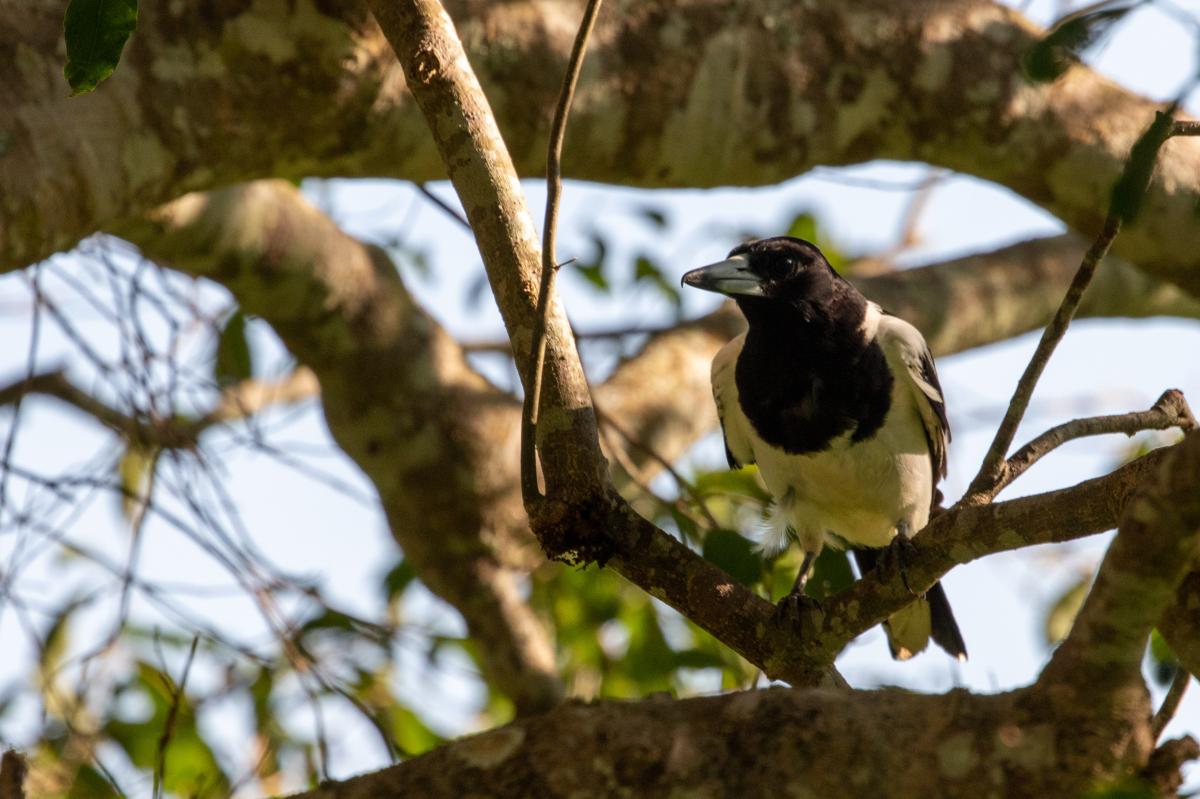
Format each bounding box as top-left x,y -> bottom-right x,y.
712,331 -> 935,557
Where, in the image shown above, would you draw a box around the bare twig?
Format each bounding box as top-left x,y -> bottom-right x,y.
596,407 -> 720,531
521,0 -> 604,505
153,635 -> 200,799
0,368 -> 319,449
1152,670 -> 1191,740
1172,120 -> 1200,137
965,215 -> 1121,498
977,389 -> 1197,502
966,106 -> 1188,501
416,183 -> 471,230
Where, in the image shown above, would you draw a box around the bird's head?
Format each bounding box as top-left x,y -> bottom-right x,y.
681,237 -> 839,308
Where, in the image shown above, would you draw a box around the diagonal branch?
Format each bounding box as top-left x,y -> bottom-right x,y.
1038,430 -> 1200,694
975,389 -> 1197,503
967,108 -> 1188,500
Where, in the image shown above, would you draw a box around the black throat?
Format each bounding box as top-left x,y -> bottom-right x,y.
734,290 -> 893,455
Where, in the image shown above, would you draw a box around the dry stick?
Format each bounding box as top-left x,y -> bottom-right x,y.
965,106 -> 1183,501
1151,669 -> 1191,740
964,215 -> 1121,498
154,635 -> 200,799
979,389 -> 1197,502
521,0 -> 604,505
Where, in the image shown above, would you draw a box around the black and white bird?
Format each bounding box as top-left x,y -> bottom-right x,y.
682,236 -> 966,661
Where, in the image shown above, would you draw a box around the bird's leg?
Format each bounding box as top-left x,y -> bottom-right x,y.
880,524 -> 919,596
773,550 -> 822,632
790,551 -> 817,594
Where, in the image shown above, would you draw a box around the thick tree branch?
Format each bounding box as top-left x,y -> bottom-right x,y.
7,0 -> 1200,301
1038,430 -> 1200,698
281,682 -> 1147,799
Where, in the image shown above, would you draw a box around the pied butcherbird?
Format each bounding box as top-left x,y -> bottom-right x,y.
683,236 -> 966,661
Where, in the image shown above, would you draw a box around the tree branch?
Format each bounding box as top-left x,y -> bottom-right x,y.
119,181 -> 563,715
8,0 -> 1200,303
977,389 -> 1196,503
279,681 -> 1148,799
1038,431 -> 1200,696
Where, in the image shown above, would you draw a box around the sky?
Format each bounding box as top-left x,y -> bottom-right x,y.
2,0 -> 1200,794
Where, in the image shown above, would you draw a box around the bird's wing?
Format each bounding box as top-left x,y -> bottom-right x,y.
712,334 -> 755,469
876,314 -> 951,480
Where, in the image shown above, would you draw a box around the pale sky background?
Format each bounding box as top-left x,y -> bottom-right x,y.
2,0 -> 1200,795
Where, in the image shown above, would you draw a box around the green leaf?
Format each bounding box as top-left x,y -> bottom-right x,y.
215,309 -> 253,386
702,529 -> 763,586
382,558 -> 417,603
806,548 -> 854,601
637,206 -> 668,229
633,255 -> 682,309
106,661 -> 231,798
1044,573 -> 1091,645
1023,2 -> 1136,83
62,0 -> 139,95
693,466 -> 771,504
117,445 -> 155,523
785,211 -> 819,243
1149,628 -> 1178,686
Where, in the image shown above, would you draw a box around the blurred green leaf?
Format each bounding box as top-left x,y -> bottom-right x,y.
1044,573 -> 1091,645
1149,628 -> 1178,686
806,548 -> 855,602
702,529 -> 763,586
623,603 -> 675,688
785,211 -> 819,243
215,309 -> 253,386
63,0 -> 138,94
634,255 -> 682,309
1023,2 -> 1136,83
574,233 -> 610,292
637,206 -> 668,229
382,558 -> 417,603
693,466 -> 770,504
117,444 -> 155,523
387,701 -> 442,756
783,209 -> 848,272
668,506 -> 700,542
106,661 -> 230,798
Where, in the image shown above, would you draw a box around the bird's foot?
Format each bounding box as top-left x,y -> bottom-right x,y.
879,535 -> 919,596
772,591 -> 823,635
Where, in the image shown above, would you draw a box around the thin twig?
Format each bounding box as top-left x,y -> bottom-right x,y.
965,105 -> 1187,501
964,215 -> 1121,498
1152,669 -> 1191,740
977,389 -> 1196,502
416,183 -> 472,230
1172,120 -> 1200,137
154,635 -> 200,799
521,0 -> 604,504
596,407 -> 721,530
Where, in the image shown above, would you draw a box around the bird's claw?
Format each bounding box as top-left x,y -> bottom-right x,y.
880,535 -> 919,596
772,592 -> 823,635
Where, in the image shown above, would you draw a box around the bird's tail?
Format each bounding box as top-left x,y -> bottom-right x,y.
850,550 -> 968,661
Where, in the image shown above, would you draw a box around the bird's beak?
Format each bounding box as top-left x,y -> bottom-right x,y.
680,255 -> 765,297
